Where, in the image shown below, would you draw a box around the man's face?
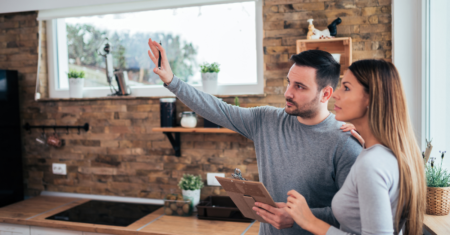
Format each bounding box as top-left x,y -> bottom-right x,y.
284,65 -> 321,118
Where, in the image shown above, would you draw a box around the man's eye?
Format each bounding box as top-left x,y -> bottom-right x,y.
297,85 -> 302,89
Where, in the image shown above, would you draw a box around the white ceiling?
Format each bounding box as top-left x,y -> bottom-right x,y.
0,0 -> 142,14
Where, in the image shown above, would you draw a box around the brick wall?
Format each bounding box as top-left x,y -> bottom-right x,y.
0,0 -> 391,199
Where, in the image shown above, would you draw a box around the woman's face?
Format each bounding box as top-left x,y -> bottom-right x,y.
332,70 -> 370,123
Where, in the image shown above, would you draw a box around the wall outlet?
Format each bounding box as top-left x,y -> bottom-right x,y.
52,163 -> 67,175
207,172 -> 225,186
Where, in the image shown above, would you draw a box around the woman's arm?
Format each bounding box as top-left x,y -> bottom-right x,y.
355,156 -> 397,235
286,152 -> 397,235
285,190 -> 331,235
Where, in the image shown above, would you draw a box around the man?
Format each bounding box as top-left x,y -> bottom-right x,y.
148,38 -> 361,235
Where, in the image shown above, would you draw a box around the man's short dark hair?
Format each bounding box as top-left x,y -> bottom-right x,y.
290,50 -> 341,90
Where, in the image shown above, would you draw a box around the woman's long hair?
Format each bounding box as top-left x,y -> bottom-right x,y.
349,60 -> 426,235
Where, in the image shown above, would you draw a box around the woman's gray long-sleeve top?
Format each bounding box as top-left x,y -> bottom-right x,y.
327,144 -> 401,235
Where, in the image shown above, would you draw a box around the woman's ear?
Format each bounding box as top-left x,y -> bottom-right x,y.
363,92 -> 370,108
320,86 -> 334,103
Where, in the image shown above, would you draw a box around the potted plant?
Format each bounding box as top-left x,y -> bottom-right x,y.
68,70 -> 85,98
178,174 -> 204,211
200,62 -> 220,94
425,144 -> 450,215
234,96 -> 240,107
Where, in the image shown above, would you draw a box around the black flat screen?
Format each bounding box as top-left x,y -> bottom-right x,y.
46,200 -> 162,227
0,71 -> 7,100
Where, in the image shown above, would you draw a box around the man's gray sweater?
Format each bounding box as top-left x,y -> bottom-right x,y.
165,76 -> 362,235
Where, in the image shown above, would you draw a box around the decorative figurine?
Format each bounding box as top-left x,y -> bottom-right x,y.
308,17 -> 342,39
307,19 -> 315,39
232,168 -> 246,181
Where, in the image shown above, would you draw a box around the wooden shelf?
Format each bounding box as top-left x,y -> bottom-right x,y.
152,127 -> 236,133
296,37 -> 352,76
152,127 -> 238,157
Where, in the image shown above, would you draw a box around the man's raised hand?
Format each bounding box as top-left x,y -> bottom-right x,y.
147,38 -> 174,85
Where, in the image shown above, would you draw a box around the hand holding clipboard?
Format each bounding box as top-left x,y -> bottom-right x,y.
215,176 -> 278,223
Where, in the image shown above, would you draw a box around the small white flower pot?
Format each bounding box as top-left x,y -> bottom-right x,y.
69,78 -> 84,98
201,72 -> 218,94
182,189 -> 201,212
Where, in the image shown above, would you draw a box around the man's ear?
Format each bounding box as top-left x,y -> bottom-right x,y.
320,86 -> 333,103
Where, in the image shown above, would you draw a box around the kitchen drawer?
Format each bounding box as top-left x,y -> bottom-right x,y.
30,226 -> 82,235
0,223 -> 30,235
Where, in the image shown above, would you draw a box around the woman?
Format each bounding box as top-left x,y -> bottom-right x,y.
283,60 -> 426,235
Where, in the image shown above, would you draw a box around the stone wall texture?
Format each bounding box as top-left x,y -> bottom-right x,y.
0,0 -> 391,199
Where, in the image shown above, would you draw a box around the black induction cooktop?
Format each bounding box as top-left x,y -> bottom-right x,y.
46,200 -> 162,227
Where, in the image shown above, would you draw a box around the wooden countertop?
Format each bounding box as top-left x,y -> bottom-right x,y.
3,196 -> 447,235
0,196 -> 260,235
424,213 -> 450,235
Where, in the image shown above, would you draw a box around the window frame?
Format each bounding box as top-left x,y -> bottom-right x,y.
426,0 -> 450,169
392,0 -> 429,148
46,0 -> 264,98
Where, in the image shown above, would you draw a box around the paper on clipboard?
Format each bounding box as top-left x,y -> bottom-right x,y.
215,176 -> 278,223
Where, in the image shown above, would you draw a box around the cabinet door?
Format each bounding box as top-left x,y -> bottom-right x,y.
0,223 -> 30,235
30,226 -> 82,235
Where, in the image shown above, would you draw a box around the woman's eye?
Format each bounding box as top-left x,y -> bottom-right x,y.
344,86 -> 350,91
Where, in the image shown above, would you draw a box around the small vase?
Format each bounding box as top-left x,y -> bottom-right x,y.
426,186 -> 450,215
69,78 -> 84,98
180,111 -> 197,128
182,189 -> 201,212
201,72 -> 218,94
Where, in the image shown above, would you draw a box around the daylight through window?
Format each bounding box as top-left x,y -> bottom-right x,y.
60,2 -> 257,89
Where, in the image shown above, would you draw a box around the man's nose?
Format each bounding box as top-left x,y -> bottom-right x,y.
284,86 -> 294,99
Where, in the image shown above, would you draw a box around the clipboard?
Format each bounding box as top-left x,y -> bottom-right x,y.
215,176 -> 277,223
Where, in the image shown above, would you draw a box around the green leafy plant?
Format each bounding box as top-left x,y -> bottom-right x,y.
178,174 -> 204,191
200,62 -> 220,73
234,96 -> 240,107
67,70 -> 85,79
425,151 -> 450,187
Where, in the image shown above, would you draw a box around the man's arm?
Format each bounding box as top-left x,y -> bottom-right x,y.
147,38 -> 262,140
166,76 -> 261,139
311,136 -> 362,227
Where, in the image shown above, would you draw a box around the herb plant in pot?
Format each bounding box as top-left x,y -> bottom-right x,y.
68,70 -> 85,98
178,174 -> 204,212
425,149 -> 450,215
200,62 -> 220,94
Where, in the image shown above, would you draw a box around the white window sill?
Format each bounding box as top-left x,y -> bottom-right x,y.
37,93 -> 266,102
42,82 -> 265,101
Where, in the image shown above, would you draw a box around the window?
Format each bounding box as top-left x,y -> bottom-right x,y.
45,0 -> 263,98
426,0 -> 450,169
